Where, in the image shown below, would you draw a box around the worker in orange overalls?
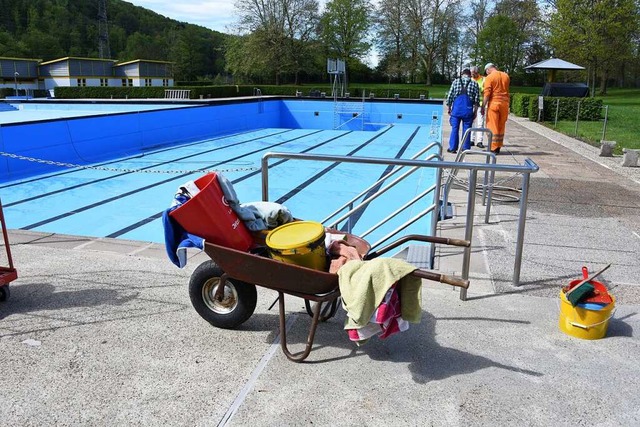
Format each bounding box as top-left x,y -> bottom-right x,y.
478,63 -> 510,154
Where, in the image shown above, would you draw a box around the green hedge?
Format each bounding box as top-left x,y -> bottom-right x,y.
251,85 -> 429,99
53,84 -> 429,100
53,85 -> 258,99
0,88 -> 49,98
510,93 -> 531,117
509,93 -> 603,122
530,96 -> 603,121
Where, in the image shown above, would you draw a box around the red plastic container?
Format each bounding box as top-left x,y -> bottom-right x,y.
169,173 -> 253,251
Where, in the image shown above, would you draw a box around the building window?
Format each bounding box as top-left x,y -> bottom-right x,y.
76,78 -> 86,87
122,78 -> 133,87
100,78 -> 108,87
162,79 -> 169,87
145,78 -> 152,87
121,78 -> 127,87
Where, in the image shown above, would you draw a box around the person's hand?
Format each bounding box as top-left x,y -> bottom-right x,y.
480,106 -> 485,116
447,107 -> 451,115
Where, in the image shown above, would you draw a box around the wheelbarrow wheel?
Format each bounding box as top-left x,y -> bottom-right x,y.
0,285 -> 9,302
189,260 -> 257,329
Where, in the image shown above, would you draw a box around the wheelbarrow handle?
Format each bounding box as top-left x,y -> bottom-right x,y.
443,238 -> 471,247
411,269 -> 470,289
365,234 -> 471,259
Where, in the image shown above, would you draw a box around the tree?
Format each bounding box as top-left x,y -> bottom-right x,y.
550,0 -> 640,95
375,0 -> 409,82
231,0 -> 320,84
170,27 -> 209,81
466,0 -> 492,65
476,15 -> 525,73
404,0 -> 461,86
320,0 -> 372,87
493,0 -> 541,70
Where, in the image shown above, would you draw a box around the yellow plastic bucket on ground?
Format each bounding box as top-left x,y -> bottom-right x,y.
266,221 -> 327,271
558,291 -> 615,340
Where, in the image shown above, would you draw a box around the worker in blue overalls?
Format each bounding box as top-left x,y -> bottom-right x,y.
446,68 -> 480,153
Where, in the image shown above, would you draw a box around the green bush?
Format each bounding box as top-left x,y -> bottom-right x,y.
54,86 -> 166,99
511,93 -> 531,117
52,84 -> 430,100
529,96 -> 603,122
0,88 -> 48,98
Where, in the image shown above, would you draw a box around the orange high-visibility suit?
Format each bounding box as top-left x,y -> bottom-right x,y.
483,70 -> 510,151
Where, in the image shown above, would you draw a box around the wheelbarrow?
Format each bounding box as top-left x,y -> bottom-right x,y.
0,198 -> 17,302
188,232 -> 470,362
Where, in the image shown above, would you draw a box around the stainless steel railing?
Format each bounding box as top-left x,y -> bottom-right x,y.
261,152 -> 539,300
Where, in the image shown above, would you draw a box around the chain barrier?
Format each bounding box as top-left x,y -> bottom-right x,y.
0,151 -> 259,174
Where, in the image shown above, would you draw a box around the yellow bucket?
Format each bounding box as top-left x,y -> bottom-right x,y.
266,221 -> 327,271
558,291 -> 615,340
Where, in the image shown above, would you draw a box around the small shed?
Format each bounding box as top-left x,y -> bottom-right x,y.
113,60 -> 174,87
0,57 -> 41,93
38,57 -> 117,90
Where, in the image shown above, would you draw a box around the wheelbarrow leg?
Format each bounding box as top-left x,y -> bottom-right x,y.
278,291 -> 323,363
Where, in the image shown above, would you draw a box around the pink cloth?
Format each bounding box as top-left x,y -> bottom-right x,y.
346,283 -> 409,344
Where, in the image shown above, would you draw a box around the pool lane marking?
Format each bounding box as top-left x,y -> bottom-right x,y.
19,130 -> 324,230
4,129 -> 292,208
339,126 -> 421,232
0,128 -> 270,189
106,131 -> 354,238
274,125 -> 394,205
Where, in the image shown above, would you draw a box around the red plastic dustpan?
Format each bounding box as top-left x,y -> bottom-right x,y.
569,266 -> 612,304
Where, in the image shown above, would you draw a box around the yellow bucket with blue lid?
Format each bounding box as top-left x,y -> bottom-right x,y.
266,221 -> 327,271
558,290 -> 616,340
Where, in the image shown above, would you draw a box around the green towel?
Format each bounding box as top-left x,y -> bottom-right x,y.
338,258 -> 422,330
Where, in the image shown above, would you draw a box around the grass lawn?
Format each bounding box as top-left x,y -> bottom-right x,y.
316,82 -> 638,150
549,89 -> 640,150
351,84 -> 638,150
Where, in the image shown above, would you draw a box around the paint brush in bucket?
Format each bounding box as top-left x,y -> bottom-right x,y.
564,263 -> 611,306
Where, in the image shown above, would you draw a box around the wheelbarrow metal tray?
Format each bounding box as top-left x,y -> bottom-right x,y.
204,242 -> 339,295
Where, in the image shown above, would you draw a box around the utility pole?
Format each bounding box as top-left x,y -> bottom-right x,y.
98,0 -> 111,59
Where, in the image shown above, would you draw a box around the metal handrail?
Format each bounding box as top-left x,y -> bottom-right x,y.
442,127 -> 496,222
321,141 -> 442,225
443,150 -> 497,224
325,153 -> 440,230
360,183 -> 437,239
261,152 -> 539,296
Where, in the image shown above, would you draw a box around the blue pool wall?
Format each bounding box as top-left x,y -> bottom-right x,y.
0,98 -> 443,182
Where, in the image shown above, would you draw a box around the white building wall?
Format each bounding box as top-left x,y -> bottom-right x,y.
44,77 -> 71,90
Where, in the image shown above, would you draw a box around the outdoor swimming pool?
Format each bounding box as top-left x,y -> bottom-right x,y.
0,98 -> 443,249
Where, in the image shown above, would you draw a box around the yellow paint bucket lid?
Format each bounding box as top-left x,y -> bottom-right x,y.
266,221 -> 325,252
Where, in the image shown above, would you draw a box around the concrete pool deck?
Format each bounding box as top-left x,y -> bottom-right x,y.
1,114 -> 639,425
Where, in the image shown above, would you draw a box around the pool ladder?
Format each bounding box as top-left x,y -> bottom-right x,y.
333,92 -> 366,130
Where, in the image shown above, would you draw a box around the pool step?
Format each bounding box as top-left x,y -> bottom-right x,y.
0,103 -> 18,112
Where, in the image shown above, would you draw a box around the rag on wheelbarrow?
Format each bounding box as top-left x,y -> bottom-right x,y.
338,258 -> 422,343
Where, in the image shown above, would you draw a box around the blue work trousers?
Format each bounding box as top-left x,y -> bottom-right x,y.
448,114 -> 474,152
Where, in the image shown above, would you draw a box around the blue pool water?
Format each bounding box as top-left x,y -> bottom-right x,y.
0,98 -> 442,248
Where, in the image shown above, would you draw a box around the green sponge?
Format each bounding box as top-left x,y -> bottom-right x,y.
565,282 -> 595,306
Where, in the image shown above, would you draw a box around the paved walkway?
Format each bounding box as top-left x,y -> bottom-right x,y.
438,116 -> 640,302
1,115 -> 639,425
